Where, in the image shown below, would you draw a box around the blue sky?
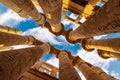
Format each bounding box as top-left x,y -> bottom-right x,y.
0,2 -> 120,80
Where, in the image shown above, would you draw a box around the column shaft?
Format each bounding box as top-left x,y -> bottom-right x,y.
38,0 -> 63,33
58,52 -> 81,80
0,44 -> 50,80
0,32 -> 35,46
69,0 -> 120,41
91,66 -> 116,80
0,46 -> 14,52
98,50 -> 120,60
0,0 -> 28,18
73,56 -> 105,80
10,0 -> 45,25
85,38 -> 120,53
0,25 -> 22,35
51,67 -> 57,77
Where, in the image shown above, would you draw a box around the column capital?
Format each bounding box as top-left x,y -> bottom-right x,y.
81,38 -> 94,51
44,22 -> 64,36
58,51 -> 68,58
57,51 -> 74,61
72,56 -> 85,66
97,50 -> 111,59
24,36 -> 36,45
65,29 -> 82,44
33,39 -> 44,45
38,43 -> 51,54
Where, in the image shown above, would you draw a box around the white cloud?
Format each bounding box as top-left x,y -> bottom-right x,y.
78,49 -> 114,67
61,19 -> 70,26
46,56 -> 59,68
110,71 -> 120,79
23,27 -> 61,45
94,34 -> 107,40
0,10 -> 26,27
61,19 -> 78,30
75,68 -> 86,80
77,49 -> 117,78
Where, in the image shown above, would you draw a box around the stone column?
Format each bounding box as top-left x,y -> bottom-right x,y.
38,0 -> 63,34
0,43 -> 50,80
91,66 -> 116,80
10,0 -> 45,26
82,38 -> 120,53
0,0 -> 28,18
51,67 -> 58,77
0,25 -> 22,35
31,60 -> 43,70
69,0 -> 120,41
0,46 -> 14,52
72,56 -> 105,80
58,51 -> 81,80
98,50 -> 120,60
0,32 -> 35,46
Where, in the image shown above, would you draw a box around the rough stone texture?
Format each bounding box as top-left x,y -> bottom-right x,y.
0,46 -> 14,52
69,0 -> 120,40
0,0 -> 28,18
0,32 -> 35,46
19,69 -> 58,80
0,44 -> 49,80
91,66 -> 116,80
88,0 -> 99,6
98,50 -> 120,60
38,0 -> 62,32
86,38 -> 120,53
58,52 -> 81,80
10,0 -> 45,25
0,25 -> 22,35
73,56 -> 105,80
31,60 -> 58,77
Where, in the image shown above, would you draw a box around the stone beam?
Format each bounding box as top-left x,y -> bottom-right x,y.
31,60 -> 58,77
88,0 -> 100,6
69,0 -> 120,41
63,9 -> 81,26
10,0 -> 46,26
0,25 -> 22,35
20,69 -> 58,80
0,32 -> 35,46
0,43 -> 50,80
